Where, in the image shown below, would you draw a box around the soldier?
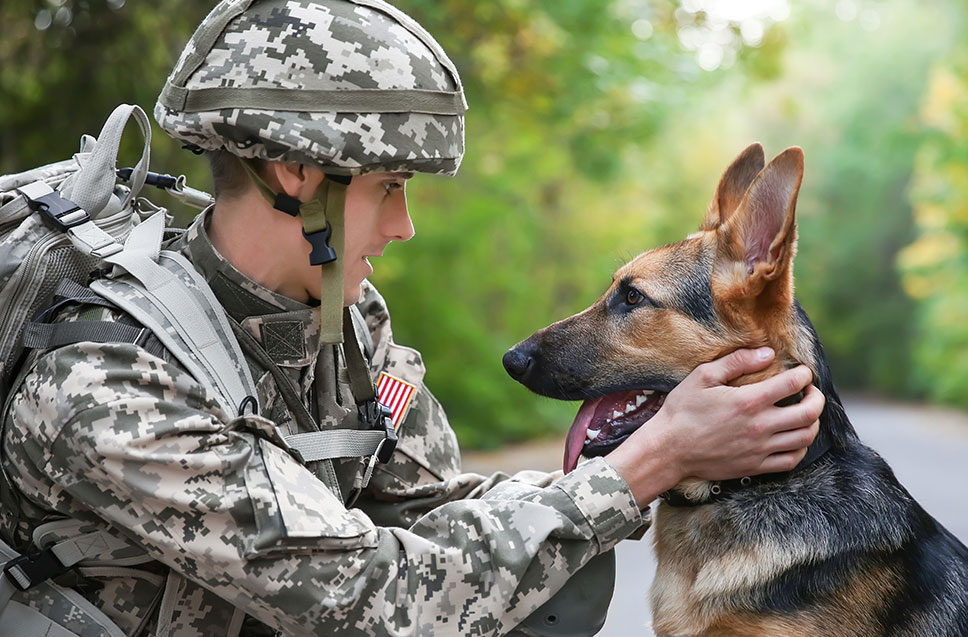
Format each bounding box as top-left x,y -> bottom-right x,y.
1,1 -> 823,635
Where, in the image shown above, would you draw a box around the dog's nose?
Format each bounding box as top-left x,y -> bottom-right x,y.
503,346 -> 535,382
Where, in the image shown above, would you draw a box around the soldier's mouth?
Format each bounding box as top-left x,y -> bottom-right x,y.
563,389 -> 666,474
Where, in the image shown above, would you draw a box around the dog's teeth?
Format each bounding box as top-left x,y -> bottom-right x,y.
586,428 -> 601,441
635,394 -> 647,407
612,410 -> 623,420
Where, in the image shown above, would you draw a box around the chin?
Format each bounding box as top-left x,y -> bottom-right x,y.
343,285 -> 362,306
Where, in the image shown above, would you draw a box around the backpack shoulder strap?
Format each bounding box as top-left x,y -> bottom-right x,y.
90,210 -> 258,416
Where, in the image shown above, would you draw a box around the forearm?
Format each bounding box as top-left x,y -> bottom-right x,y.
603,414 -> 681,507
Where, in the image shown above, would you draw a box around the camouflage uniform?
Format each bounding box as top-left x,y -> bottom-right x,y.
1,209 -> 649,636
1,1 -> 650,634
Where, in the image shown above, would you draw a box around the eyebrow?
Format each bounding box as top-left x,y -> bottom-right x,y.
388,171 -> 415,180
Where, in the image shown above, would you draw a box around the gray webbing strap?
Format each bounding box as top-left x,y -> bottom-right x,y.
2,530 -> 128,593
284,430 -> 385,463
65,103 -> 150,214
0,535 -> 129,637
21,321 -> 144,350
46,531 -> 131,571
343,309 -> 375,401
15,181 -> 122,258
0,572 -> 14,616
95,211 -> 257,414
51,279 -> 107,305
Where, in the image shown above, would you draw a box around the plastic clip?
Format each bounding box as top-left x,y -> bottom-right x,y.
361,399 -> 397,463
303,222 -> 338,265
26,191 -> 88,232
2,547 -> 71,592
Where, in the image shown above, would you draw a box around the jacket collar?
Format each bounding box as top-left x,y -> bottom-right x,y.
179,209 -> 321,367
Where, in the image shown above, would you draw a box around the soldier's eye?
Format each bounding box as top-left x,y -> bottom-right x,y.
626,288 -> 644,306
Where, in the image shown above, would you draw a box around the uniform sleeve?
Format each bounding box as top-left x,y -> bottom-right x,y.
10,342 -> 646,636
355,282 -> 650,536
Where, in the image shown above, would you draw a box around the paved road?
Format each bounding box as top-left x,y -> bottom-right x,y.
463,395 -> 968,636
599,395 -> 968,636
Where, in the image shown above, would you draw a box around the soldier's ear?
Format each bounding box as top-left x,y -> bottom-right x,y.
267,162 -> 324,202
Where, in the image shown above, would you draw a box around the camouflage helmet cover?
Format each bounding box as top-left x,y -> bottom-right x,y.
154,0 -> 466,176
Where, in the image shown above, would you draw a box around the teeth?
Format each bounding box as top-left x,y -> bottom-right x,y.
612,410 -> 623,419
586,428 -> 601,441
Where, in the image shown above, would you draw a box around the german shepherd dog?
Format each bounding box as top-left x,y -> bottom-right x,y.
503,144 -> 968,636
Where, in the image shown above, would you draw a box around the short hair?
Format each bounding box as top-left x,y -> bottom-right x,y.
206,150 -> 265,201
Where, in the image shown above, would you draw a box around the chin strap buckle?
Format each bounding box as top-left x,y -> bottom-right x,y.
303,222 -> 338,265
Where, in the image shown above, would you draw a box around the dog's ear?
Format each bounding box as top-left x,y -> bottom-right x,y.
718,147 -> 803,297
700,143 -> 766,230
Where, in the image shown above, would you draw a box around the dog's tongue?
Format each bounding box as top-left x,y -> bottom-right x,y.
564,397 -> 603,474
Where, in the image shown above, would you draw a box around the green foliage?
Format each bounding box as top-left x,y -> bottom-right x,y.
751,1 -> 950,394
900,49 -> 968,408
2,0 -> 967,448
0,1 -> 212,213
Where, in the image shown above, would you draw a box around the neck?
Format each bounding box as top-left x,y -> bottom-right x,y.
209,197 -> 312,303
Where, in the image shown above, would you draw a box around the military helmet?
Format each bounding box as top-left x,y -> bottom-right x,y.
154,0 -> 466,177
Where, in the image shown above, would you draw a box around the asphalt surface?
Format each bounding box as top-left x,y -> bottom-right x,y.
463,395 -> 968,636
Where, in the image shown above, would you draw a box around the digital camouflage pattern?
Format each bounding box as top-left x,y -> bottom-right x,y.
155,0 -> 466,177
1,210 -> 649,636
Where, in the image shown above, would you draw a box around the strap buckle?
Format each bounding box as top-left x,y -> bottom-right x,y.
361,398 -> 397,463
26,190 -> 90,232
377,422 -> 398,464
302,222 -> 337,265
2,546 -> 71,592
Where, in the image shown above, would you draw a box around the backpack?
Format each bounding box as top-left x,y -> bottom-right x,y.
0,103 -> 253,637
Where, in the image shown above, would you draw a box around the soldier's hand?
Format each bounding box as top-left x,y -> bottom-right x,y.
606,347 -> 823,507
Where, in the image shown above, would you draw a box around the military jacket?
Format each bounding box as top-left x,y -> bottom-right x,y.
1,211 -> 649,636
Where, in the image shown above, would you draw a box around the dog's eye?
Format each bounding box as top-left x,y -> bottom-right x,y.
626,288 -> 644,306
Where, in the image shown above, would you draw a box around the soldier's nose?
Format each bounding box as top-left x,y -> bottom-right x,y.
502,345 -> 535,382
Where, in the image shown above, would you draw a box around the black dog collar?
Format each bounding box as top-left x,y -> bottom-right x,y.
660,389 -> 829,508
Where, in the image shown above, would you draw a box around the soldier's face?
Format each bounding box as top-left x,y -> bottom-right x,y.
338,171 -> 415,304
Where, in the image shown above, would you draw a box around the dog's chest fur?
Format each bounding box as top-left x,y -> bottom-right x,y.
650,500 -> 822,636
646,446 -> 968,637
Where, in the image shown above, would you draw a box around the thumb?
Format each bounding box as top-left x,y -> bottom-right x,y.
698,347 -> 775,386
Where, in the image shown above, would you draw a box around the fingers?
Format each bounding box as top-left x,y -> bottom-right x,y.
739,364 -> 815,409
762,417 -> 819,456
759,383 -> 825,434
694,347 -> 775,386
757,448 -> 810,475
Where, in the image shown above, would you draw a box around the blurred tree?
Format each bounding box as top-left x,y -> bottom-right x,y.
3,0 -> 964,448
900,44 -> 968,408
757,0 -> 953,394
672,0 -> 960,397
0,1 -> 212,208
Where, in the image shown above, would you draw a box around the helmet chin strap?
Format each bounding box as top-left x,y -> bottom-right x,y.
241,162 -> 348,344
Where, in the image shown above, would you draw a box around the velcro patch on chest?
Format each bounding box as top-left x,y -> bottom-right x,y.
377,372 -> 417,431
